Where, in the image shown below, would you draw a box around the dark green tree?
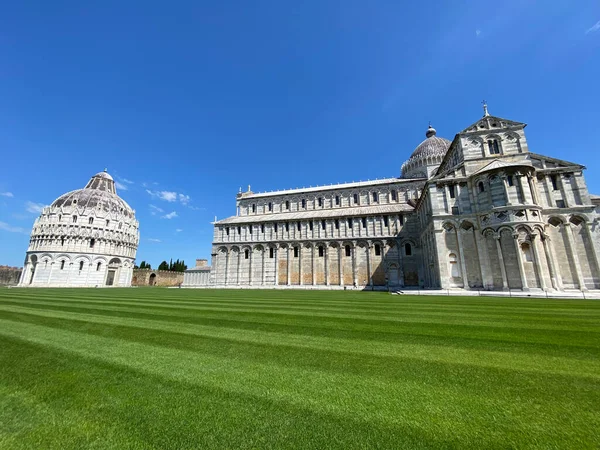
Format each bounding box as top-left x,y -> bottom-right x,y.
158,261 -> 169,271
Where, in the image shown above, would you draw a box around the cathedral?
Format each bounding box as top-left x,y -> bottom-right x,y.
199,106 -> 600,292
19,170 -> 139,287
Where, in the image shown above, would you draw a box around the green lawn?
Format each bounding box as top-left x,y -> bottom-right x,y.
0,289 -> 599,449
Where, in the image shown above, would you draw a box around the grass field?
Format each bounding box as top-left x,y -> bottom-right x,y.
0,289 -> 599,449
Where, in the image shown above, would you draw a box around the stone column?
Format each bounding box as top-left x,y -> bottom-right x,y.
224,250 -> 229,286
352,243 -> 358,287
455,228 -> 469,288
366,243 -> 373,288
339,244 -> 344,287
286,246 -> 291,286
325,245 -> 330,286
262,248 -> 266,286
494,234 -> 509,290
501,174 -> 512,205
444,184 -> 451,212
274,245 -> 280,286
564,223 -> 586,291
527,174 -> 539,205
474,231 -> 492,289
529,234 -> 547,290
299,245 -> 303,286
513,234 -> 529,291
248,248 -> 253,286
312,246 -> 316,285
237,251 -> 241,285
541,234 -> 561,290
558,173 -> 570,208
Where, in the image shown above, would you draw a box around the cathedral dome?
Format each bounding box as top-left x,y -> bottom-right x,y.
20,170 -> 139,287
401,125 -> 451,179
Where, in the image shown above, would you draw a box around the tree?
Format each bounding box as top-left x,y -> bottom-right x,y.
138,261 -> 151,270
158,261 -> 169,271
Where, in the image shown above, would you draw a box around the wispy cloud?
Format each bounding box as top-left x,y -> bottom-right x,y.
121,178 -> 134,184
146,189 -> 193,206
26,201 -> 46,214
146,189 -> 179,202
149,204 -> 164,216
188,205 -> 205,211
176,228 -> 183,232
586,20 -> 600,34
475,29 -> 481,37
147,238 -> 162,243
0,221 -> 29,234
115,181 -> 128,191
162,211 -> 178,219
0,192 -> 13,198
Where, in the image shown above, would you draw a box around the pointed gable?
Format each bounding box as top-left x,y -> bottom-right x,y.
461,115 -> 526,134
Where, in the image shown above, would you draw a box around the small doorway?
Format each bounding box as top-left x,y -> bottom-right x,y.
149,273 -> 157,286
106,270 -> 116,286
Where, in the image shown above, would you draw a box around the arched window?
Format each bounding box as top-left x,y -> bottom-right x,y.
61,238 -> 65,246
521,243 -> 533,262
301,199 -> 306,209
345,245 -> 351,257
335,195 -> 340,206
353,193 -> 359,204
318,197 -> 323,207
391,190 -> 397,201
449,253 -> 460,278
90,238 -> 95,248
478,182 -> 485,193
318,246 -> 324,257
372,192 -> 378,202
269,247 -> 274,258
404,243 -> 412,256
244,249 -> 249,259
488,139 -> 500,155
297,221 -> 301,231
293,246 -> 299,258
97,262 -> 101,271
79,261 -> 84,271
106,219 -> 110,226
58,214 -> 62,222
335,219 -> 339,230
89,217 -> 94,225
374,244 -> 381,256
60,260 -> 65,270
72,215 -> 77,223
285,200 -> 290,210
268,202 -> 272,212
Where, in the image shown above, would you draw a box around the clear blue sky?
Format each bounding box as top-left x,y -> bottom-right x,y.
1,1 -> 599,268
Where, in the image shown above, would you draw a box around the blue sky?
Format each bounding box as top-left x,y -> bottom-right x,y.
1,1 -> 599,268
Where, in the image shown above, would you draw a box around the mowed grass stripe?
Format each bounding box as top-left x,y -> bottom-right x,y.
1,320 -> 598,435
0,337 -> 512,450
3,296 -> 600,334
2,306 -> 599,378
6,294 -> 600,325
9,289 -> 600,318
1,288 -> 599,449
1,299 -> 599,356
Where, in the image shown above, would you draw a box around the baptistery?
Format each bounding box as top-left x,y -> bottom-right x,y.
19,170 -> 139,287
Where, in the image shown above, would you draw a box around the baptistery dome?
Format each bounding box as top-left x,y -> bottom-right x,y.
401,125 -> 451,179
19,170 -> 139,287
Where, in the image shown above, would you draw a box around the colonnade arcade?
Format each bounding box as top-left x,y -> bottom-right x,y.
437,214 -> 600,291
211,239 -> 422,288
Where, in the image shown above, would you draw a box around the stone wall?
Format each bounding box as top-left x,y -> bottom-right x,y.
131,269 -> 184,287
0,266 -> 23,286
